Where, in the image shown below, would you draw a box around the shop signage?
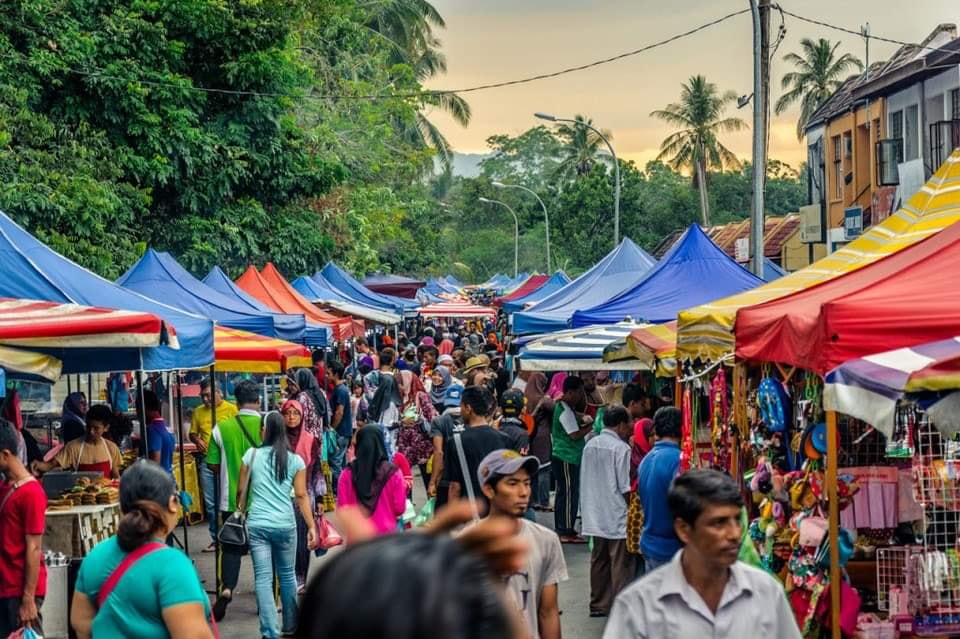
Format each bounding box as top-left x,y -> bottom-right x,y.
799,204 -> 824,243
844,207 -> 863,241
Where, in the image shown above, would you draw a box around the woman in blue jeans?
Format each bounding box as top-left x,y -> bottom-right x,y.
237,412 -> 316,638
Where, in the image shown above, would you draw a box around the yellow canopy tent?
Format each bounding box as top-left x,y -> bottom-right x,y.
603,321 -> 678,377
213,327 -> 312,373
677,151 -> 960,363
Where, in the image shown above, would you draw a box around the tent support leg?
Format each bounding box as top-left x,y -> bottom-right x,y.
175,371 -> 189,556
827,410 -> 841,639
135,371 -> 147,458
209,364 -> 221,596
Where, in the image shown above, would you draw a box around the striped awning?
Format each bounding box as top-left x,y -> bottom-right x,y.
677,151 -> 960,364
519,322 -> 650,372
824,336 -> 960,438
0,298 -> 176,349
418,302 -> 496,319
603,321 -> 677,377
0,346 -> 62,381
214,327 -> 312,373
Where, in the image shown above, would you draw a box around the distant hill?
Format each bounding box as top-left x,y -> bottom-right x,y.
434,152 -> 489,177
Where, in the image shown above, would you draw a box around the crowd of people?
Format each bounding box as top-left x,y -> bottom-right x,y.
0,320 -> 802,639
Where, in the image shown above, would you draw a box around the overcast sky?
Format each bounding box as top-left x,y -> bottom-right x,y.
422,0 -> 959,170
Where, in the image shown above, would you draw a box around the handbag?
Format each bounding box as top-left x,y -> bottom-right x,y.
218,445 -> 256,554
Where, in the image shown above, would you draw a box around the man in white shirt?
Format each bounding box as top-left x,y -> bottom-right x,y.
602,469 -> 802,639
580,405 -> 637,617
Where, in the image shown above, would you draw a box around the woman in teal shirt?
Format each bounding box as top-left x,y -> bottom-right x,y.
71,461 -> 212,639
237,411 -> 316,639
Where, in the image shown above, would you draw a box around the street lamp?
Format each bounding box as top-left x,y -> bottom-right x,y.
535,111 -> 621,247
492,181 -> 551,273
478,197 -> 519,278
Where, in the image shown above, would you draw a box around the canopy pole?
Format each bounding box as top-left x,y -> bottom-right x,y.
174,370 -> 189,556
209,364 -> 221,596
87,374 -> 92,406
826,409 -> 841,639
135,371 -> 148,458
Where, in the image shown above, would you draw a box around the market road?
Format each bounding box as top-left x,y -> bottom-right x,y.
186,472 -> 606,638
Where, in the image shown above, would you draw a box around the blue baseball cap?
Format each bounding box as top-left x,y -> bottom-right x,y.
443,384 -> 464,407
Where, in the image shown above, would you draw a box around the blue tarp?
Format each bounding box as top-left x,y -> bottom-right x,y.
502,271 -> 572,314
512,238 -> 657,334
118,249 -> 306,342
292,275 -> 400,325
0,210 -> 214,372
425,278 -> 459,296
416,288 -> 445,304
320,263 -> 418,317
571,225 -> 763,328
763,258 -> 786,281
202,266 -> 328,347
445,274 -> 464,288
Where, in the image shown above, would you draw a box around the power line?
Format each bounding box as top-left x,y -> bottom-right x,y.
776,6 -> 960,57
0,8 -> 749,102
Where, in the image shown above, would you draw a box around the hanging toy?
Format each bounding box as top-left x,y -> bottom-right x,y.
710,368 -> 730,470
757,376 -> 790,433
680,385 -> 694,473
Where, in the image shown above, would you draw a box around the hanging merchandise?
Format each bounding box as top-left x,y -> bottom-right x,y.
887,402 -> 915,458
680,385 -> 693,473
710,368 -> 731,471
758,375 -> 790,433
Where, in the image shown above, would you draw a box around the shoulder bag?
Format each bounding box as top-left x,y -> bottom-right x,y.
97,541 -> 220,637
218,424 -> 258,554
453,432 -> 480,522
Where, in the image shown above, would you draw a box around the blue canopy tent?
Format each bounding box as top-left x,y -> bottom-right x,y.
512,238 -> 657,334
416,288 -> 446,304
763,257 -> 787,281
518,322 -> 649,371
0,210 -> 214,372
444,274 -> 464,288
502,271 -> 571,315
292,275 -> 401,325
320,262 -> 419,318
118,249 -> 306,342
425,278 -> 460,296
202,266 -> 329,347
436,276 -> 462,293
571,225 -> 764,328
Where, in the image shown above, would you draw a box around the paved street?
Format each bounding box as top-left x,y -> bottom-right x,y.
186,471 -> 606,638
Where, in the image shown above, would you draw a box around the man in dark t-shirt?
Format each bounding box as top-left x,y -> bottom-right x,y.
442,386 -> 509,515
497,389 -> 530,454
327,360 -> 352,487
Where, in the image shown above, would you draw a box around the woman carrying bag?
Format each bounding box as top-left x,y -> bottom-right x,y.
280,398 -> 323,593
70,460 -> 213,639
336,425 -> 406,537
237,412 -> 316,639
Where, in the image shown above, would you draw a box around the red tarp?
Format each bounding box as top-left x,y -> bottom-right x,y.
235,265 -> 362,342
494,275 -> 549,306
735,221 -> 960,374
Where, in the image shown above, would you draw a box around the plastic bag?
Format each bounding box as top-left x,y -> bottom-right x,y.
7,628 -> 43,639
414,497 -> 436,527
401,498 -> 417,525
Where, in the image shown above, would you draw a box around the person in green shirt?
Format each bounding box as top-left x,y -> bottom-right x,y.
206,379 -> 262,622
189,378 -> 239,550
551,375 -> 593,543
71,460 -> 213,639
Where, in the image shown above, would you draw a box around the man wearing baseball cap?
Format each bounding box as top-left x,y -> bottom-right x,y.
478,449 -> 567,639
427,384 -> 465,508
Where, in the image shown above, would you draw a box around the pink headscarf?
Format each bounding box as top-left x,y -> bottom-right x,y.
438,338 -> 455,356
633,418 -> 653,455
546,372 -> 568,400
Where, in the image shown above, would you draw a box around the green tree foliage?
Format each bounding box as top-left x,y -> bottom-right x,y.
776,38 -> 863,139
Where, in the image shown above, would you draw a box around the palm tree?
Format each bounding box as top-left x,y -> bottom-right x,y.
651,75 -> 746,226
365,0 -> 471,170
776,38 -> 863,139
553,115 -> 612,181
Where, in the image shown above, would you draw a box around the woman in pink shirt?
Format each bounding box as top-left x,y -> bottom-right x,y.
337,425 -> 406,536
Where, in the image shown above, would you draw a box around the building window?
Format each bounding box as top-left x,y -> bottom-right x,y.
877,139 -> 903,185
889,110 -> 903,142
832,135 -> 842,199
952,88 -> 960,120
905,104 -> 919,160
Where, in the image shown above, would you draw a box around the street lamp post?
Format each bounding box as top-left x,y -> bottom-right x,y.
478,197 -> 519,278
492,181 -> 551,272
535,112 -> 620,247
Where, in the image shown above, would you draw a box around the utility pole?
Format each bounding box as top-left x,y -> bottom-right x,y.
749,0 -> 770,278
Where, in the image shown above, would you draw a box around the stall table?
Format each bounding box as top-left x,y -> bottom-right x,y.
44,503 -> 121,558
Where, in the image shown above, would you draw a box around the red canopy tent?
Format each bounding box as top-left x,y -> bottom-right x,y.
735,220 -> 960,375
235,266 -> 361,342
494,275 -> 549,307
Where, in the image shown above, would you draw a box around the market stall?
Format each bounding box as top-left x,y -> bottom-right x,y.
517,322 -> 649,372
258,263 -> 365,340
501,270 -> 571,315
292,274 -> 401,325
417,301 -> 497,321
602,320 -> 678,378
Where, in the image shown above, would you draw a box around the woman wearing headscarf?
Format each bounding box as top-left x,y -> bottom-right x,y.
286,369 -> 335,511
336,425 -> 406,536
61,392 -> 88,443
281,399 -> 323,593
485,333 -> 502,354
523,372 -> 555,511
395,370 -> 437,493
545,372 -> 567,400
428,365 -> 453,414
